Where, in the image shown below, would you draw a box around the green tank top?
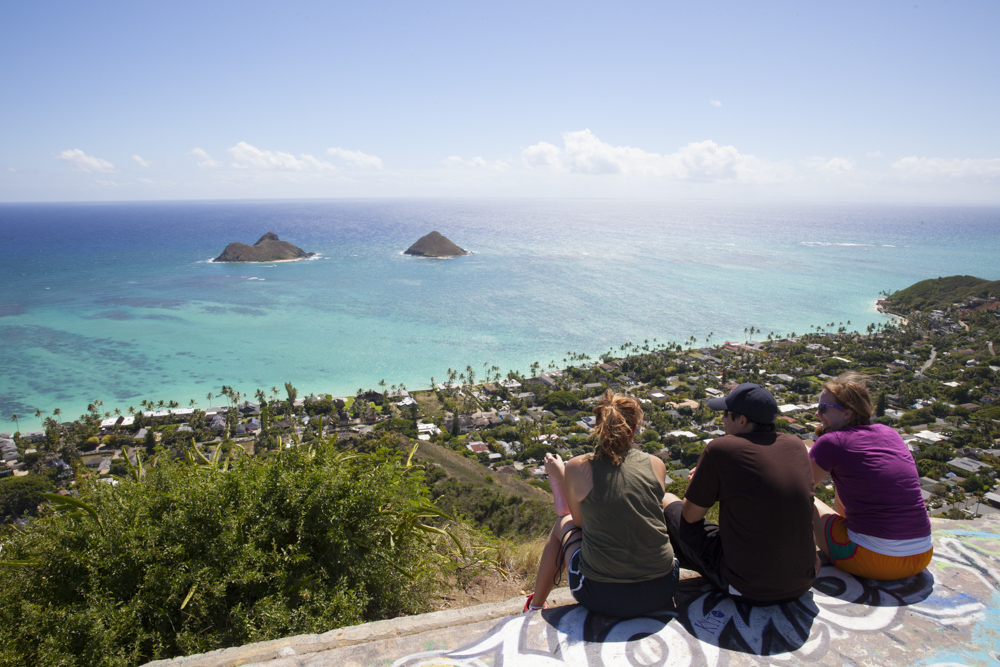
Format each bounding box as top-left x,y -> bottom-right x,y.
580,447 -> 674,583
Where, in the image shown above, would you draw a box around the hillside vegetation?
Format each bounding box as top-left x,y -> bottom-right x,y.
0,443 -> 459,666
887,275 -> 1000,312
415,441 -> 555,539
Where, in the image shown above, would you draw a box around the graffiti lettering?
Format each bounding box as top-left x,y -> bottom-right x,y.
392,528 -> 999,666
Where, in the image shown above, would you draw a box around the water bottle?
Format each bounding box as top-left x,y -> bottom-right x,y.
550,473 -> 570,516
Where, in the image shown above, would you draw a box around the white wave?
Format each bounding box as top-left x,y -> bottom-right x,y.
800,241 -> 875,247
399,250 -> 475,259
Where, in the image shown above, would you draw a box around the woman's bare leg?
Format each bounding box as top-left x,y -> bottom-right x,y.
530,514 -> 577,608
812,497 -> 840,557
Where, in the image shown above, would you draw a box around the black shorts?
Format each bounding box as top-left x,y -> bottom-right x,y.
663,499 -> 729,592
566,550 -> 679,618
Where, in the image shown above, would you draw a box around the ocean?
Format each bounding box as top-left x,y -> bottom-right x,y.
1,199 -> 998,430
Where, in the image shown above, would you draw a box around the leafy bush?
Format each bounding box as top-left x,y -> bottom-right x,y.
544,391 -> 582,411
640,429 -> 660,443
517,443 -> 557,462
108,459 -> 129,477
0,443 -> 450,666
373,417 -> 419,439
0,475 -> 55,520
899,407 -> 935,427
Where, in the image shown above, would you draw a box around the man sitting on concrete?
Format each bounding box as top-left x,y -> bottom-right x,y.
663,383 -> 819,603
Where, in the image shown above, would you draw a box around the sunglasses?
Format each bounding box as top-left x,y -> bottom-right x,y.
817,402 -> 845,414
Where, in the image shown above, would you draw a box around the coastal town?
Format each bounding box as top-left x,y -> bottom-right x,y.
3,276 -> 999,524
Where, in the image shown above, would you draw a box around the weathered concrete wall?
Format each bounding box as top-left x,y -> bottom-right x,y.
146,516 -> 1000,666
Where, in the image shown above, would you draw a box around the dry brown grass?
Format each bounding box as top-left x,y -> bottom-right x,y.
501,535 -> 548,580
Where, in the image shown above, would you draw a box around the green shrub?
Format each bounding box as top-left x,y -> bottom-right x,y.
0,443 -> 448,666
0,475 -> 55,520
372,417 -> 419,440
544,391 -> 582,411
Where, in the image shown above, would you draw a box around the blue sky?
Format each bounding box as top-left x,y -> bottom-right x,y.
2,1 -> 998,202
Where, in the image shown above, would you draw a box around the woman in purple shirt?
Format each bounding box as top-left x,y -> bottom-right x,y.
810,372 -> 933,580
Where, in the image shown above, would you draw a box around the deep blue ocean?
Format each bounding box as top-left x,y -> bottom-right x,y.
1,199 -> 998,430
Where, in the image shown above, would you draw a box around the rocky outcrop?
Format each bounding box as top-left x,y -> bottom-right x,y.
214,232 -> 315,263
403,232 -> 468,258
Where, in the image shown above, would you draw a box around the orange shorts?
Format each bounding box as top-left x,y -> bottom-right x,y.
824,515 -> 932,581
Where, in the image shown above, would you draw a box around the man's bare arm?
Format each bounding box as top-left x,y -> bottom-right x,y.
681,498 -> 710,523
810,459 -> 830,489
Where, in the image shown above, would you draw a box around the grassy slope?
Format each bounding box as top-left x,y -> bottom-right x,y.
889,275 -> 1000,312
415,440 -> 550,501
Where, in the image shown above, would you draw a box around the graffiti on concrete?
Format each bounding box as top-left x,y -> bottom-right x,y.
393,529 -> 1000,666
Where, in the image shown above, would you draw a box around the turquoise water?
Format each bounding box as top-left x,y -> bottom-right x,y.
1,199 -> 998,430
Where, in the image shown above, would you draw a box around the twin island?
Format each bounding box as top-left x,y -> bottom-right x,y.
213,231 -> 467,263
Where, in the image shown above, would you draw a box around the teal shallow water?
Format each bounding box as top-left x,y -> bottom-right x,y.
1,199 -> 998,430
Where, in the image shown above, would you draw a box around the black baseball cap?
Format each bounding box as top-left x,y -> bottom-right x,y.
707,383 -> 778,424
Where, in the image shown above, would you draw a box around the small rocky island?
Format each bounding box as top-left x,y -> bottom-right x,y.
214,232 -> 315,263
403,231 -> 468,258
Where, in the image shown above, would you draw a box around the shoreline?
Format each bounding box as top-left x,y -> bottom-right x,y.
8,314 -> 901,434
207,256 -> 313,265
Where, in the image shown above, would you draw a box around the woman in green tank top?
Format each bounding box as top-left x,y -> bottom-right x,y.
526,390 -> 678,618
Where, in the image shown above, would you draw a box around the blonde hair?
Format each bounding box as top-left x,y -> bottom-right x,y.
591,390 -> 643,466
822,371 -> 873,428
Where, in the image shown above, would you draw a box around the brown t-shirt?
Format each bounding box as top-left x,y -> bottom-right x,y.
685,432 -> 820,602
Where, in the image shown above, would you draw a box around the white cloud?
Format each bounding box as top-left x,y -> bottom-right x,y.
228,142 -> 334,171
522,141 -> 561,168
891,156 -> 1000,182
445,155 -> 510,170
710,100 -> 722,107
866,150 -> 883,158
132,155 -> 151,168
57,149 -> 115,173
327,147 -> 383,170
802,157 -> 854,173
520,129 -> 778,182
188,148 -> 219,168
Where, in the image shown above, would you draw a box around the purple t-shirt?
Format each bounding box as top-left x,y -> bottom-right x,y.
810,423 -> 930,540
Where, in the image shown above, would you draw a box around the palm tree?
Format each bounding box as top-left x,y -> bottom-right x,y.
9,414 -> 19,433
